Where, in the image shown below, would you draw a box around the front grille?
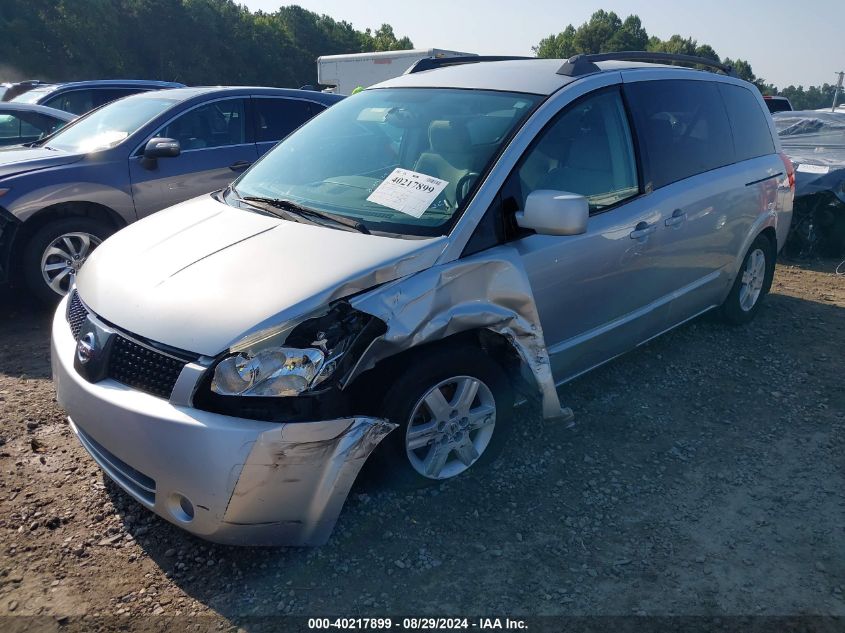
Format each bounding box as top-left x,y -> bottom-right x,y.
74,423 -> 156,506
108,336 -> 187,400
66,290 -> 89,340
65,290 -> 190,400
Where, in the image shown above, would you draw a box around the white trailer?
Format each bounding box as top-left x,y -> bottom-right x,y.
317,49 -> 476,95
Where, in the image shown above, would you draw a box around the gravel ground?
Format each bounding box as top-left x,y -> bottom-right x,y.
0,259 -> 843,626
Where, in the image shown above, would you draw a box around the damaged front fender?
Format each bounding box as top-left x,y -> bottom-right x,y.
347,245 -> 570,420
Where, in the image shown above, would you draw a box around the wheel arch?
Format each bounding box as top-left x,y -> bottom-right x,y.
9,201 -> 127,282
348,328 -> 539,414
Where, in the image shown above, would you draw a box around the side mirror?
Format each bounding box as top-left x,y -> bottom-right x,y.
515,190 -> 589,236
143,137 -> 180,159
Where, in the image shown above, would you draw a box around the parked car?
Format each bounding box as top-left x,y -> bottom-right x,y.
0,103 -> 76,147
0,86 -> 343,301
10,79 -> 184,115
763,95 -> 793,114
1,80 -> 50,103
51,53 -> 793,546
774,110 -> 845,256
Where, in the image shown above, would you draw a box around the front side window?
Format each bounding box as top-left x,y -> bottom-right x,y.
0,112 -> 63,143
232,88 -> 541,236
45,95 -> 179,153
156,99 -> 247,150
509,88 -> 639,213
0,113 -> 24,142
625,79 -> 734,189
43,89 -> 96,115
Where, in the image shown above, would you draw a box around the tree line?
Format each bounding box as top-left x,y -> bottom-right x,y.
0,0 -> 413,87
0,3 -> 836,110
535,10 -> 838,111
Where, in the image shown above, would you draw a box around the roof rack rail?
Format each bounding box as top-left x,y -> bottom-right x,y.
405,56 -> 534,75
557,51 -> 735,77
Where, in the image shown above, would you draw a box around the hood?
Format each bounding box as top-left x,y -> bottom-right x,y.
0,146 -> 84,179
76,195 -> 447,356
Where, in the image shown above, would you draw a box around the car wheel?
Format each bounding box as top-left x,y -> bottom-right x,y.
23,217 -> 113,303
719,233 -> 775,325
374,344 -> 513,489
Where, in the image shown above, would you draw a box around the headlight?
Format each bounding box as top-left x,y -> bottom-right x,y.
209,302 -> 386,399
211,347 -> 326,397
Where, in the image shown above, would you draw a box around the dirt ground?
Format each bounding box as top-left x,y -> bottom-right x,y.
0,259 -> 844,628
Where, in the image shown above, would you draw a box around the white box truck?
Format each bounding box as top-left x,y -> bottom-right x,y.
317,49 -> 476,95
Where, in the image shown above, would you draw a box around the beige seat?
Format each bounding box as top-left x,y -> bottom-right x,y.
414,120 -> 475,207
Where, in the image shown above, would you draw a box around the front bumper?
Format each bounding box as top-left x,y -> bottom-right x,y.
51,298 -> 395,546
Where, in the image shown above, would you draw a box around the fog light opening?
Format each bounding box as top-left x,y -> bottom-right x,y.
168,493 -> 195,523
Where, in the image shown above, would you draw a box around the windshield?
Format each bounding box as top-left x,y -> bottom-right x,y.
45,95 -> 179,153
232,88 -> 541,236
11,87 -> 54,104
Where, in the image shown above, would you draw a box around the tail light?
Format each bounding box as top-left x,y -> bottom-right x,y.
779,152 -> 795,189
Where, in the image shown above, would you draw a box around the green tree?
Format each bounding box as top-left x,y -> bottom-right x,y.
361,24 -> 414,52
607,16 -> 648,52
532,25 -> 576,59
0,0 -> 413,87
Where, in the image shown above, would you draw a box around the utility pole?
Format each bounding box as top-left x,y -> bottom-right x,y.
833,71 -> 844,113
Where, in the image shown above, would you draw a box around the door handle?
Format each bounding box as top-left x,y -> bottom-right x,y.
664,209 -> 686,227
229,161 -> 252,172
629,221 -> 657,240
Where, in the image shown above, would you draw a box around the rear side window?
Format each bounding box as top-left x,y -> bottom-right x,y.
625,80 -> 734,189
254,98 -> 317,143
719,84 -> 775,161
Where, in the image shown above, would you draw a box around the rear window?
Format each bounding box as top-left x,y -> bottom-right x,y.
625,79 -> 734,189
765,98 -> 793,114
719,84 -> 775,161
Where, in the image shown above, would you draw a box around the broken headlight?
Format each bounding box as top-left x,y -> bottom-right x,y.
210,302 -> 385,398
211,347 -> 327,397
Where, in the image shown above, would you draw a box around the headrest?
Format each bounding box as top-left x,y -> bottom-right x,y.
429,119 -> 471,154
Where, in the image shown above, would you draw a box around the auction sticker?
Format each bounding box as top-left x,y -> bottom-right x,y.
367,168 -> 448,218
796,163 -> 830,174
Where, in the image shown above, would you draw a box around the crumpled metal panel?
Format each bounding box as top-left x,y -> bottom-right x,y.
348,245 -> 569,420
775,110 -> 845,203
222,416 -> 396,546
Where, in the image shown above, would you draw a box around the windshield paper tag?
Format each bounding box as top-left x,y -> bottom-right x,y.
367,168 -> 448,218
796,163 -> 830,174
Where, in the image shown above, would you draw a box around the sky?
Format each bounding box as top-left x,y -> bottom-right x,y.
241,0 -> 844,88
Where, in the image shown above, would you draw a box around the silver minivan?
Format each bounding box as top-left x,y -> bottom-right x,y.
51,54 -> 795,546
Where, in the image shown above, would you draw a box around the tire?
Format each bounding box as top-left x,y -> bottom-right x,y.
371,343 -> 514,489
718,233 -> 775,325
22,217 -> 114,304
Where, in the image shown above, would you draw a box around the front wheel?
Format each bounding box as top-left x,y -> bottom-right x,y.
718,234 -> 775,325
374,344 -> 514,489
22,217 -> 114,303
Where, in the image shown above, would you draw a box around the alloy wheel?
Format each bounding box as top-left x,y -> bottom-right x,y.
40,232 -> 102,296
738,247 -> 766,312
404,375 -> 497,480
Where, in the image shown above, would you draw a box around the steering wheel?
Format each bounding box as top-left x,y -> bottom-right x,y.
455,172 -> 480,207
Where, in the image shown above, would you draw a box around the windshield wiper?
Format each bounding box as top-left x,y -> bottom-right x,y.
241,196 -> 370,234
